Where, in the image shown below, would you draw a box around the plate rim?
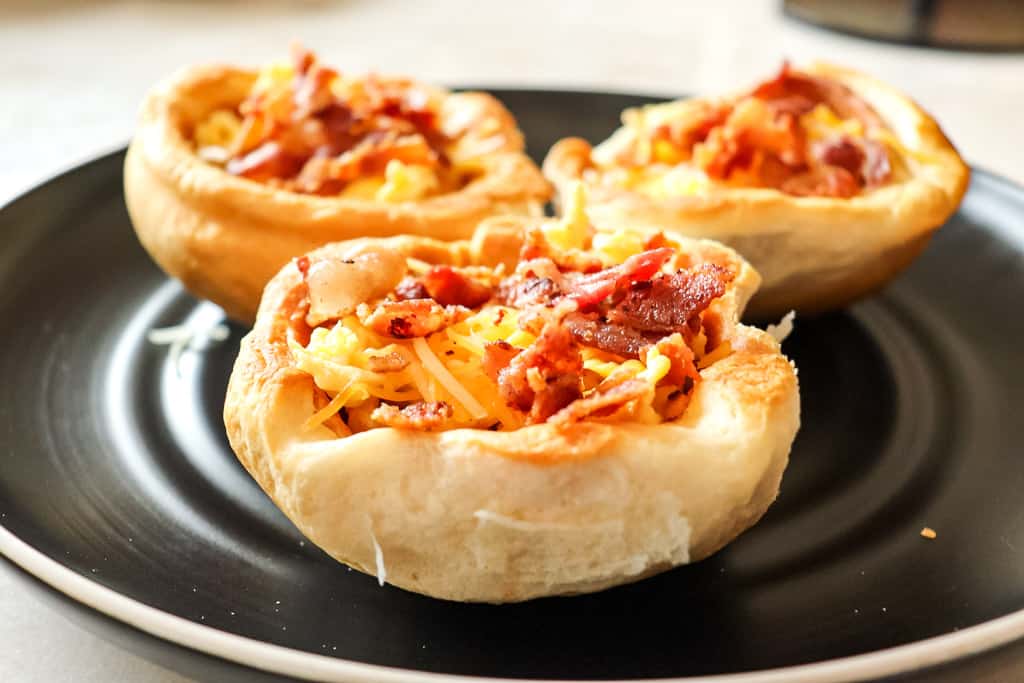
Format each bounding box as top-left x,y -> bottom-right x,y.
2,134 -> 1023,682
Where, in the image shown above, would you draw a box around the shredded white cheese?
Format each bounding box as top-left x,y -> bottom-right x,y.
766,311 -> 796,344
411,337 -> 488,419
147,319 -> 230,377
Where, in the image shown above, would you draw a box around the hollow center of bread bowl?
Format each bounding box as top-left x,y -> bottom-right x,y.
288,190 -> 743,436
588,63 -> 906,200
189,44 -> 503,201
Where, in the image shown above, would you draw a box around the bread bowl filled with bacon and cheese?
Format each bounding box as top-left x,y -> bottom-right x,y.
543,63 -> 969,318
223,192 -> 800,602
125,45 -> 550,323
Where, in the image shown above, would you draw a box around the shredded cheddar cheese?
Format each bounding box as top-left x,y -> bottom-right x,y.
541,181 -> 591,251
294,221 -> 736,433
412,337 -> 488,420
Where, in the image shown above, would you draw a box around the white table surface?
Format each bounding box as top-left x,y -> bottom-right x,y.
2,1 -> 1023,681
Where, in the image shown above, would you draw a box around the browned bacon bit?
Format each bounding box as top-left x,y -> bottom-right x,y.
372,401 -> 453,430
813,136 -> 864,177
565,248 -> 674,310
287,283 -> 313,347
646,102 -> 730,161
421,266 -> 493,308
293,61 -> 339,120
394,276 -> 429,301
549,379 -> 650,429
695,98 -> 806,179
497,262 -> 565,308
226,142 -> 306,182
295,255 -> 311,278
358,299 -> 466,338
533,375 -> 587,424
482,340 -> 520,382
606,263 -> 735,334
811,135 -> 891,190
494,323 -> 582,422
365,347 -> 410,373
220,46 -> 449,195
781,165 -> 860,198
562,313 -> 662,359
751,62 -> 885,130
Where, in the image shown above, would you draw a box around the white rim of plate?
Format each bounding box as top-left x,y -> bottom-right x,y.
3,523 -> 1024,683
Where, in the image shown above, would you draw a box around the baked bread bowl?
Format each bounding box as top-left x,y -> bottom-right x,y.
224,197 -> 800,602
543,63 -> 969,318
125,46 -> 550,322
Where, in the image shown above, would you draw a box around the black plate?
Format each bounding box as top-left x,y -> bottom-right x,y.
3,90 -> 1024,683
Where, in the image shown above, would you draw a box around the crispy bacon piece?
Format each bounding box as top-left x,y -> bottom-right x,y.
497,258 -> 566,308
606,264 -> 735,334
482,340 -> 520,382
651,63 -> 890,197
357,299 -> 466,338
365,347 -> 410,373
562,313 -> 661,359
694,98 -> 806,180
372,401 -> 453,430
549,379 -> 650,429
293,61 -> 339,120
751,63 -> 885,130
647,101 -> 731,162
565,248 -> 674,309
218,46 -> 449,194
493,323 -> 582,422
226,142 -> 306,182
813,136 -> 864,177
420,266 -> 493,308
811,135 -> 890,190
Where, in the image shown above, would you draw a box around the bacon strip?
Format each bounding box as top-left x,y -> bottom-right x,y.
482,340 -> 520,382
751,63 -> 885,130
811,135 -> 891,190
372,401 -> 453,430
357,299 -> 466,338
549,379 -> 650,429
565,248 -> 674,309
420,266 -> 493,308
219,46 -> 448,194
493,323 -> 582,423
644,62 -> 891,198
562,314 -> 661,359
606,264 -> 735,333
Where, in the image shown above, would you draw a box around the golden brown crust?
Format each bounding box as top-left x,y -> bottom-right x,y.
224,217 -> 800,602
125,64 -> 551,322
543,63 -> 970,318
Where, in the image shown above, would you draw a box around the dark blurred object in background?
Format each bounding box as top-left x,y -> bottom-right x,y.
784,0 -> 1024,51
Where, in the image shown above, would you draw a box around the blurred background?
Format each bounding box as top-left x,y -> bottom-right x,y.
2,1 -> 1023,681
3,0 -> 1024,207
